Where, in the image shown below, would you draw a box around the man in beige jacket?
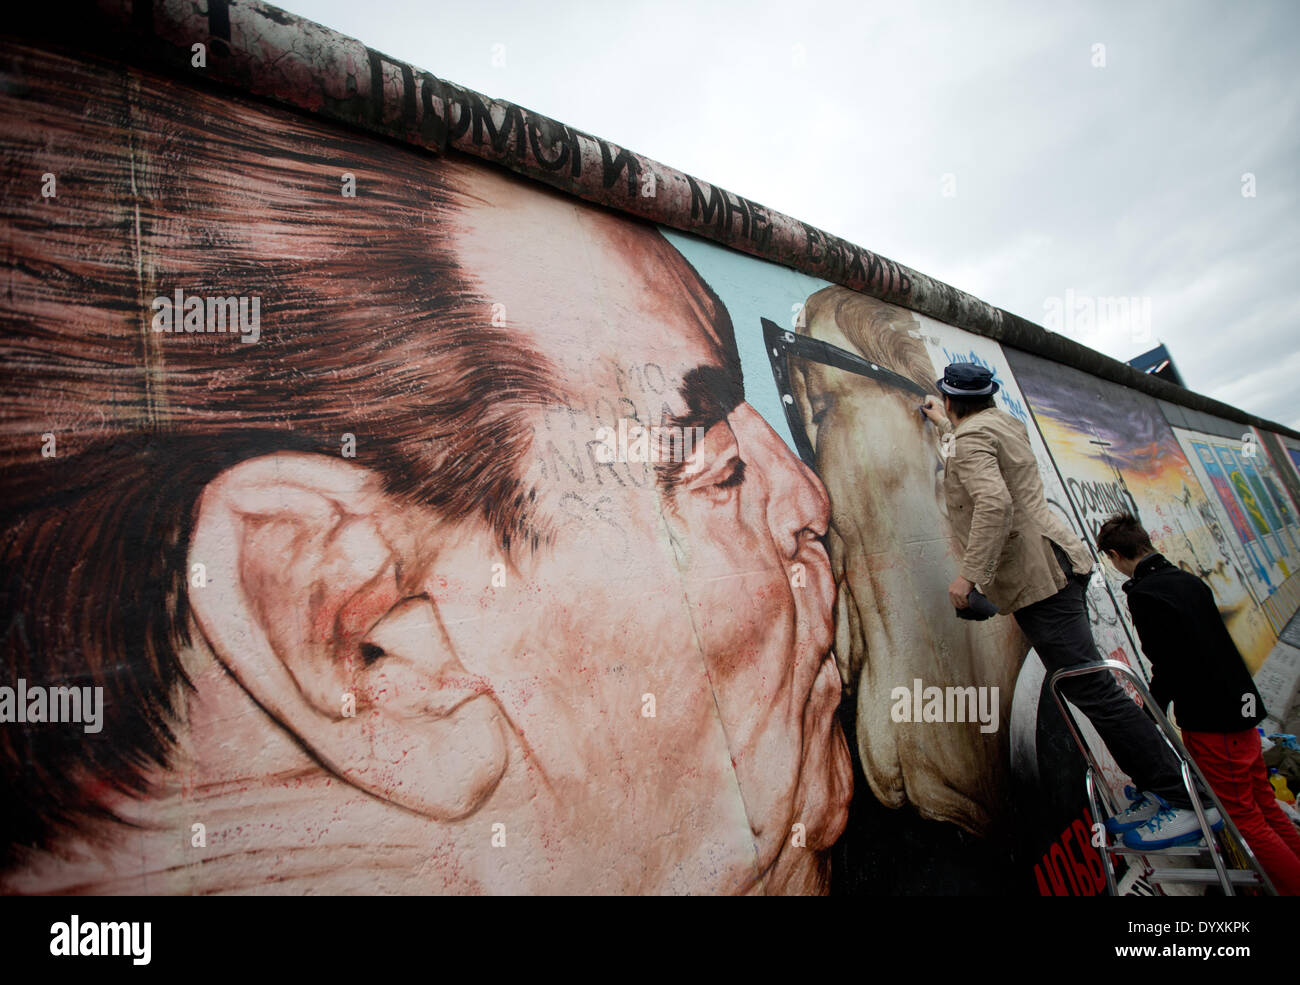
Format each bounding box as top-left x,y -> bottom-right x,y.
921,363 -> 1207,847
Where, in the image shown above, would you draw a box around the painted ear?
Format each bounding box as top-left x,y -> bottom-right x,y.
186,452 -> 509,820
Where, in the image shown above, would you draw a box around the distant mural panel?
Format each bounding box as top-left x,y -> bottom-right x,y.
1172,427 -> 1300,633
1004,350 -> 1277,671
1254,428 -> 1300,518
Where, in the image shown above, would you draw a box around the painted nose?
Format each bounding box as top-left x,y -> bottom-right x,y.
730,403 -> 829,560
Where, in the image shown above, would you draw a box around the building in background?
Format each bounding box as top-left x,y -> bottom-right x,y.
1129,342 -> 1187,388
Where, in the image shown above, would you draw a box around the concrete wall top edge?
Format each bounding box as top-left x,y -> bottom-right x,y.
10,0 -> 1294,439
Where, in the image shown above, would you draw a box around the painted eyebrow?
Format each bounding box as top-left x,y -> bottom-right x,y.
655,364 -> 745,495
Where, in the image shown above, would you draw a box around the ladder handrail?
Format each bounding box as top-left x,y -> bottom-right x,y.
1047,660 -> 1277,897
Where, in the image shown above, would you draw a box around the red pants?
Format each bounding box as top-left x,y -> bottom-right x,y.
1183,728 -> 1300,896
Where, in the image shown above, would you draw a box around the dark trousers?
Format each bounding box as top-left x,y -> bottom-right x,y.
1013,547 -> 1192,809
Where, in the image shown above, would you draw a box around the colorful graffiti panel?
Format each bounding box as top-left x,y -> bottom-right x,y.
1253,428 -> 1300,516
1174,428 -> 1300,633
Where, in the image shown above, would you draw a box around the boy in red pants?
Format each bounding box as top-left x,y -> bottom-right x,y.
1097,512 -> 1300,894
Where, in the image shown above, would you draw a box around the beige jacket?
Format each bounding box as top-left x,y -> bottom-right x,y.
940,407 -> 1093,612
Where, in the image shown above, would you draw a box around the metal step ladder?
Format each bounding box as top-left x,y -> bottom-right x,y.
1048,660 -> 1277,896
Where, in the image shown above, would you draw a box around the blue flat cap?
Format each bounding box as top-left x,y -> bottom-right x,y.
937,362 -> 1000,397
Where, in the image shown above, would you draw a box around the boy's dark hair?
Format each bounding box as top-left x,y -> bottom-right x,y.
945,393 -> 996,420
1096,513 -> 1155,560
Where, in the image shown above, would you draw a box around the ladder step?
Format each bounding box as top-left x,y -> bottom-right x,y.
1050,662 -> 1277,895
1107,845 -> 1207,856
1147,868 -> 1263,885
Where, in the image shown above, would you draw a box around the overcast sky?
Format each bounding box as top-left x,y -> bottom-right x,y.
276,0 -> 1300,429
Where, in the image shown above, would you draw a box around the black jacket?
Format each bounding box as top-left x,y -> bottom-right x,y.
1121,553 -> 1266,732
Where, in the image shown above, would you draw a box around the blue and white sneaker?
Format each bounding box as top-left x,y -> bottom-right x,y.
1106,787 -> 1165,834
1123,805 -> 1224,850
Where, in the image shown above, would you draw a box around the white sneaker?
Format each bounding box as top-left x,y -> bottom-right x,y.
1123,805 -> 1224,850
1106,786 -> 1165,834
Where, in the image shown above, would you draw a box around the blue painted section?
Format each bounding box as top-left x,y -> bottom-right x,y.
662,228 -> 831,454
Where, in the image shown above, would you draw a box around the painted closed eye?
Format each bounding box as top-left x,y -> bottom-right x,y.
716,458 -> 746,489
699,457 -> 746,505
677,421 -> 747,506
810,397 -> 834,427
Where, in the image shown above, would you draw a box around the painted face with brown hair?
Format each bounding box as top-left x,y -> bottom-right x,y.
166,171 -> 853,895
0,59 -> 850,893
436,168 -> 853,892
